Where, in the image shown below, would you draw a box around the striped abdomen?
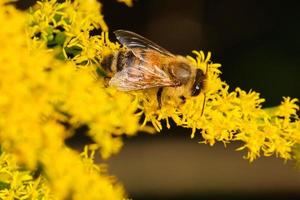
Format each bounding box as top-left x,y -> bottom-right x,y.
101,50 -> 135,76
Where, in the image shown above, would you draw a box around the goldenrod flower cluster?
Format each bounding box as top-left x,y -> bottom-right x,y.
138,51 -> 300,162
0,0 -> 299,199
0,0 -> 134,199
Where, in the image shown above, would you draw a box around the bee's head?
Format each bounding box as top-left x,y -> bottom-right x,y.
191,68 -> 206,97
167,59 -> 206,99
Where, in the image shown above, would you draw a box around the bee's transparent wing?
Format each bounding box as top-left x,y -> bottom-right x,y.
114,30 -> 175,58
109,64 -> 180,91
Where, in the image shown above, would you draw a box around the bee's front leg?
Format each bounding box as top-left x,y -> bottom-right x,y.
156,87 -> 163,109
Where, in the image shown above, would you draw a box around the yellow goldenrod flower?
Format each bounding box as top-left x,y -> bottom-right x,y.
0,151 -> 53,200
0,1 -> 137,199
133,50 -> 299,162
0,0 -> 299,199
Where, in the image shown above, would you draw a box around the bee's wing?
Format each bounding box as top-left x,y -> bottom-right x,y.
114,30 -> 175,58
109,64 -> 180,91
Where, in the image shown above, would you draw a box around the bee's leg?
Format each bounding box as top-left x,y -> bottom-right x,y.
156,87 -> 163,109
179,95 -> 186,104
103,77 -> 111,87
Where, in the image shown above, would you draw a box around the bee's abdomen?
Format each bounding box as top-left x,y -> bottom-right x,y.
101,50 -> 135,74
101,53 -> 114,72
116,50 -> 135,72
116,51 -> 125,72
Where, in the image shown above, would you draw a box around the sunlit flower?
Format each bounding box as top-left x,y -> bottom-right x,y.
0,0 -> 136,199
0,0 -> 299,199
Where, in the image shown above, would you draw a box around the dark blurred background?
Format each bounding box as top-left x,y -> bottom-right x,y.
18,0 -> 300,199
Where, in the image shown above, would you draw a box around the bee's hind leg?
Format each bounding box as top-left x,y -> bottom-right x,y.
156,87 -> 163,109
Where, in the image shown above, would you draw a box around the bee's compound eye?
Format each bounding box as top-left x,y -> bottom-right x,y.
191,69 -> 204,96
192,84 -> 201,96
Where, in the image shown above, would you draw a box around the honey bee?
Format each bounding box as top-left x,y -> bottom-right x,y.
101,30 -> 207,110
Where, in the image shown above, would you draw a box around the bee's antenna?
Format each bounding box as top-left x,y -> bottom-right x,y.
200,93 -> 206,116
200,62 -> 209,117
